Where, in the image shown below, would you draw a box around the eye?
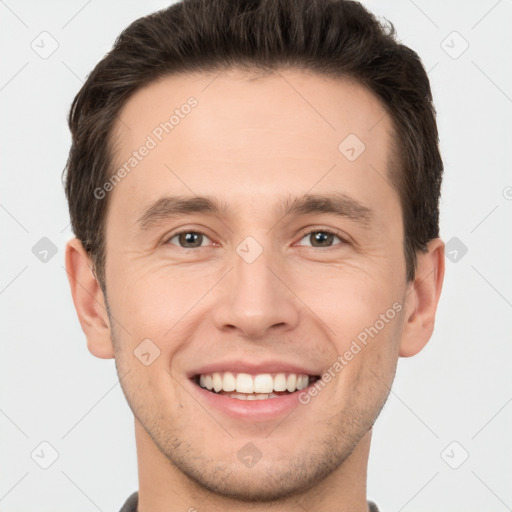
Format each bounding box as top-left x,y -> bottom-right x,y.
164,228 -> 346,250
297,228 -> 346,248
166,230 -> 213,249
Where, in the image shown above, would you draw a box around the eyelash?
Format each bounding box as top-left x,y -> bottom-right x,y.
164,227 -> 348,249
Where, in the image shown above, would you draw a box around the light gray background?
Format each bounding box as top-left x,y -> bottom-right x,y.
1,1 -> 511,511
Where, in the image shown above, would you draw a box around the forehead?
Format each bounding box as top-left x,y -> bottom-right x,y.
108,68 -> 396,224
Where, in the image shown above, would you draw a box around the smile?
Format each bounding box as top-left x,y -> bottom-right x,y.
194,372 -> 320,400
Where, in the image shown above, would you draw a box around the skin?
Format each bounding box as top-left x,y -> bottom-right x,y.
66,68 -> 444,512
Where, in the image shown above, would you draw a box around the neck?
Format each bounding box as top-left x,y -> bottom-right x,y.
135,419 -> 372,512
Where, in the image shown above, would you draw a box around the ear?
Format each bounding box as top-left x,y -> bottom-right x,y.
64,237 -> 114,359
399,238 -> 445,357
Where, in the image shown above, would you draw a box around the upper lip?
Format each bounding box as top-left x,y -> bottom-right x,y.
188,359 -> 322,378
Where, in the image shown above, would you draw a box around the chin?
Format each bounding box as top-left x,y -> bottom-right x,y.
175,458 -> 331,503
152,431 -> 361,504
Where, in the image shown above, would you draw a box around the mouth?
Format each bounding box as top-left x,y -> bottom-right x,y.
192,371 -> 321,401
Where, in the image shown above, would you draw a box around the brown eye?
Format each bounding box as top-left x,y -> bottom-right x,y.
298,230 -> 344,248
167,231 -> 210,248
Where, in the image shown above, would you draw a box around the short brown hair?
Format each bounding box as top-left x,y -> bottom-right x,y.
63,0 -> 443,291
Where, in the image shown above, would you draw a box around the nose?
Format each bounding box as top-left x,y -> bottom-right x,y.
212,242 -> 300,340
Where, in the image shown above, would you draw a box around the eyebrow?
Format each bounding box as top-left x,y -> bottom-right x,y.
136,192 -> 374,231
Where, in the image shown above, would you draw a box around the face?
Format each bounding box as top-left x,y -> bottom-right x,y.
102,69 -> 409,500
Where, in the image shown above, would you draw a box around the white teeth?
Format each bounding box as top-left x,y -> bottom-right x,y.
224,392 -> 280,401
236,373 -> 254,393
197,371 -> 312,394
212,372 -> 223,393
222,372 -> 236,392
254,374 -> 273,393
297,375 -> 308,390
228,392 -> 248,400
286,374 -> 297,392
273,373 -> 287,392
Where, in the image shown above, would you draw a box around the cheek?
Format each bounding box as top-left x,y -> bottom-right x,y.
290,259 -> 403,335
109,261 -> 219,342
310,268 -> 404,383
338,301 -> 403,391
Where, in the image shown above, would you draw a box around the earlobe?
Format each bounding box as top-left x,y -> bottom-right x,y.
65,237 -> 114,359
399,238 -> 445,358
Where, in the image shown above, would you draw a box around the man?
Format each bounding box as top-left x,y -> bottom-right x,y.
63,0 -> 444,510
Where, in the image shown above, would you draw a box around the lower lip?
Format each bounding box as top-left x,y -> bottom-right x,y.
190,380 -> 309,420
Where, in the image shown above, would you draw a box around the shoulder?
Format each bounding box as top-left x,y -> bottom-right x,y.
118,491 -> 138,512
